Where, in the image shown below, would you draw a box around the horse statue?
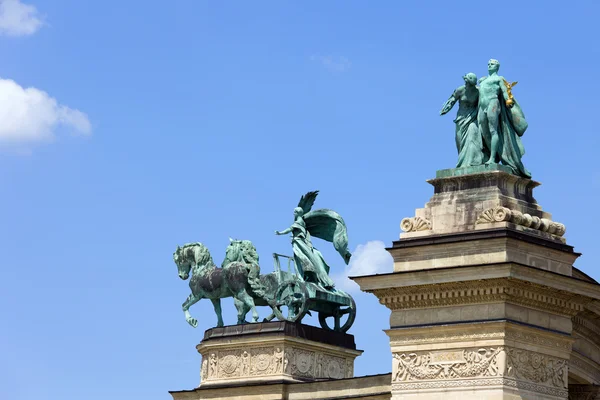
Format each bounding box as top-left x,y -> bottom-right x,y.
173,239 -> 291,328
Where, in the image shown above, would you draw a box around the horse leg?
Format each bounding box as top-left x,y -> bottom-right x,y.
238,290 -> 259,323
182,293 -> 202,328
233,298 -> 245,324
263,311 -> 276,322
210,298 -> 224,327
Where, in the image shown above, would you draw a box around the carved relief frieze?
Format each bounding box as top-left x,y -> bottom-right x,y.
392,347 -> 504,382
476,206 -> 566,237
391,347 -> 569,397
200,345 -> 353,383
218,349 -> 241,378
505,348 -> 568,389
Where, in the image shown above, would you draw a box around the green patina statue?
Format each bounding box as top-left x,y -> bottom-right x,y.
441,59 -> 531,178
440,72 -> 483,168
174,239 -> 291,328
173,191 -> 357,332
275,191 -> 352,289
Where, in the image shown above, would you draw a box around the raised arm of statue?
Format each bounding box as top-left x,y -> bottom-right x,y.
275,227 -> 292,235
440,90 -> 459,115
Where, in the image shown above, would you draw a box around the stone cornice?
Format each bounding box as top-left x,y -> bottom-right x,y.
370,277 -> 588,316
352,263 -> 600,302
388,227 -> 576,253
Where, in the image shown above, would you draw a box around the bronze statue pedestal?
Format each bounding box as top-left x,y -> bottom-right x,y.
354,170 -> 600,400
192,321 -> 362,389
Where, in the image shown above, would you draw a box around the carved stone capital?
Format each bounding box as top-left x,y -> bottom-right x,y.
400,216 -> 432,232
477,206 -> 566,237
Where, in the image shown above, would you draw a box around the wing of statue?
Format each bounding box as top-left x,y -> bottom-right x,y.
303,209 -> 352,265
297,190 -> 319,214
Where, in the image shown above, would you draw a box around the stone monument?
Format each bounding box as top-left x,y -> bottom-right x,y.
169,59 -> 600,400
353,59 -> 600,400
170,191 -> 372,399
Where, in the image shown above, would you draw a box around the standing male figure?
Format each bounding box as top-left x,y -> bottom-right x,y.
477,59 -> 531,178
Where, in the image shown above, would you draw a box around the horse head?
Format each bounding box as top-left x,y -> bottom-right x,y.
173,242 -> 213,280
223,239 -> 259,267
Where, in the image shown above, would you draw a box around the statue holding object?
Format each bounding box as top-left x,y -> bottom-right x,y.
440,59 -> 531,178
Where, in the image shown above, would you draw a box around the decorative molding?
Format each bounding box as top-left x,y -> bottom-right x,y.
476,206 -> 566,237
400,216 -> 432,232
391,347 -> 569,397
392,347 -> 504,382
390,330 -> 506,345
389,327 -> 571,352
374,278 -> 587,316
574,315 -> 600,346
505,329 -> 572,352
392,378 -> 568,398
570,353 -> 600,384
200,345 -> 350,383
505,348 -> 568,389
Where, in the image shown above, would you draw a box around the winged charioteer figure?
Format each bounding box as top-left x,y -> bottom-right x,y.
275,190 -> 352,289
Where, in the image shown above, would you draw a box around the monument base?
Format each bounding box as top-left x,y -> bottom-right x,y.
353,169 -> 600,400
196,321 -> 362,387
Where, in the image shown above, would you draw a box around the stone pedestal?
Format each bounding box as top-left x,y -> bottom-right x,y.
196,321 -> 362,387
353,168 -> 600,400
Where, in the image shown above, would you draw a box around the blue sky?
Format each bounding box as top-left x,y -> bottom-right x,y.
1,1 -> 599,399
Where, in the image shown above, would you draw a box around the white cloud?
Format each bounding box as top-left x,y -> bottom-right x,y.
310,54 -> 351,72
0,78 -> 92,147
0,0 -> 43,36
333,240 -> 393,292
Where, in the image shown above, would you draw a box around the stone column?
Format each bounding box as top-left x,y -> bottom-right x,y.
353,167 -> 600,400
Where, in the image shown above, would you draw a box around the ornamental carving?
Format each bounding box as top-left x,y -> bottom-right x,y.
392,378 -> 568,398
400,216 -> 432,232
219,353 -> 240,377
250,347 -> 272,375
200,346 -> 353,382
201,358 -> 208,381
392,347 -> 570,396
375,278 -> 587,316
476,206 -> 566,237
392,347 -> 504,382
506,348 -> 568,388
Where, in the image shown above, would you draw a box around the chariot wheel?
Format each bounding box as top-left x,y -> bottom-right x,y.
318,296 -> 356,333
273,280 -> 310,323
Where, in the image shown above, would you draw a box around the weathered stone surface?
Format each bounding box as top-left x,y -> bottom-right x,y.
398,170 -> 569,243
436,163 -> 515,178
353,165 -> 600,398
389,230 -> 578,275
170,373 -> 392,400
195,322 -> 362,387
